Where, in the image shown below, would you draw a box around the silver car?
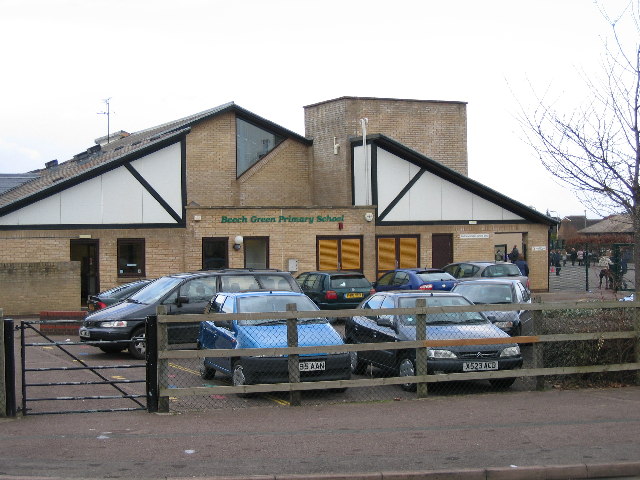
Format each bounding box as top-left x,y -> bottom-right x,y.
443,261 -> 529,291
452,278 -> 532,336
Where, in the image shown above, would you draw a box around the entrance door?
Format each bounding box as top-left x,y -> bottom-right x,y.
70,239 -> 99,305
376,235 -> 419,279
244,237 -> 269,269
432,234 -> 453,268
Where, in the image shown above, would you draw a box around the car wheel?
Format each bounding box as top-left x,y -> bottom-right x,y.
200,362 -> 216,380
490,378 -> 516,389
232,361 -> 251,398
98,344 -> 125,354
349,350 -> 367,375
398,356 -> 417,392
128,327 -> 146,360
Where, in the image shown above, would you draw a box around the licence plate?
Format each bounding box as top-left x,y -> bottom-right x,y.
299,361 -> 325,372
79,328 -> 90,338
345,293 -> 364,299
463,361 -> 498,372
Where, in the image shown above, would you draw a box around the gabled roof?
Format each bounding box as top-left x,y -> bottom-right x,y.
355,134 -> 557,226
579,214 -> 633,234
0,173 -> 40,195
0,102 -> 311,213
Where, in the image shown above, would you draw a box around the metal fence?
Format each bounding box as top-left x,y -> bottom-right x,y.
150,301 -> 640,413
550,244 -> 635,294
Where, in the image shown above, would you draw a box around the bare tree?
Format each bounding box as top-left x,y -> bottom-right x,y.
521,1 -> 640,296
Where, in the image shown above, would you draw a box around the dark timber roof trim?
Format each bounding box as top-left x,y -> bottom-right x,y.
352,134 -> 556,226
0,102 -> 311,216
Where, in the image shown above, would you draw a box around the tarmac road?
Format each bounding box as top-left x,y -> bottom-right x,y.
1,386 -> 640,479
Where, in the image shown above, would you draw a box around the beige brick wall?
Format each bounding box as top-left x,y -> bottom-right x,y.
186,113 -> 314,208
304,97 -> 468,205
0,262 -> 80,315
375,223 -> 550,291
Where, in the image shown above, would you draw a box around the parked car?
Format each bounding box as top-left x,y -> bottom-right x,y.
198,291 -> 351,395
451,278 -> 532,336
87,279 -> 153,312
296,271 -> 375,312
373,268 -> 457,292
79,269 -> 302,359
620,293 -> 635,302
442,261 -> 530,290
344,291 -> 523,390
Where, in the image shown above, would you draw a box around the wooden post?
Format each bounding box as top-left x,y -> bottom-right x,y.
156,305 -> 170,413
532,297 -> 545,391
415,299 -> 428,398
286,303 -> 301,406
0,308 -> 5,417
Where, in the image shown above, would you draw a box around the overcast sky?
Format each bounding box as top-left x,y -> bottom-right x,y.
1,0 -> 636,219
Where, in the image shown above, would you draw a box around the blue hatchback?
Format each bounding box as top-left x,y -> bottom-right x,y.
373,268 -> 458,292
198,291 -> 351,394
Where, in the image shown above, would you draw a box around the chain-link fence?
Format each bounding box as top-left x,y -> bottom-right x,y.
151,300 -> 640,413
550,244 -> 635,294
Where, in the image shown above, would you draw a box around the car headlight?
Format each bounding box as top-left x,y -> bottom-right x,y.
427,349 -> 457,359
100,321 -> 128,328
500,346 -> 520,357
494,321 -> 514,328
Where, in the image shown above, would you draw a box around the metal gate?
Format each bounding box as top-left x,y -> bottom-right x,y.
19,319 -> 148,415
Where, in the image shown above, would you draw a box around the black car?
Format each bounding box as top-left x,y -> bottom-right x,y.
345,291 -> 523,390
296,271 -> 374,312
87,279 -> 153,312
79,269 -> 302,359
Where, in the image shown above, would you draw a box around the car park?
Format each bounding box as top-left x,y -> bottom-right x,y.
296,271 -> 374,313
373,268 -> 457,292
451,278 -> 532,336
442,261 -> 530,290
87,279 -> 153,312
79,269 -> 302,359
198,291 -> 351,394
344,291 -> 522,390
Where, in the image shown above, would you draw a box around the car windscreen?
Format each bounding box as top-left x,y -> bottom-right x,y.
237,295 -> 324,325
128,276 -> 182,304
397,295 -> 486,324
416,272 -> 456,282
329,276 -> 371,288
488,264 -> 523,277
454,284 -> 513,304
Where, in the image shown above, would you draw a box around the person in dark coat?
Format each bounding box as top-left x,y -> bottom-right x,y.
508,245 -> 520,263
515,258 -> 529,276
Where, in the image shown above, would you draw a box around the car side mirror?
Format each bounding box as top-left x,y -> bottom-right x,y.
176,295 -> 190,307
213,319 -> 232,330
376,315 -> 395,329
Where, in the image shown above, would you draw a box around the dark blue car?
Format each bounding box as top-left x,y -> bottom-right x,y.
198,291 -> 351,394
373,268 -> 458,292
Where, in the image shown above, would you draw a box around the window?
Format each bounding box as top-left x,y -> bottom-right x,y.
236,117 -> 285,176
202,238 -> 228,270
117,239 -> 145,277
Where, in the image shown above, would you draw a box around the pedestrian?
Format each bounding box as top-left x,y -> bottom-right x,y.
551,250 -> 561,275
570,248 -> 577,266
562,251 -> 567,267
515,257 -> 529,276
577,250 -> 584,266
508,245 -> 519,263
495,250 -> 503,261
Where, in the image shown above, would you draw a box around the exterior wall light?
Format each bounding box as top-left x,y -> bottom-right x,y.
233,235 -> 244,250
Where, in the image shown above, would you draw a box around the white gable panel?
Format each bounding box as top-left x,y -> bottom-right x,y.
353,145 -> 370,206
376,149 -> 412,212
102,168 -> 144,223
441,181 -> 473,220
60,176 -> 103,224
472,195 -> 524,221
0,194 -> 61,225
130,143 -> 183,216
141,189 -> 178,223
